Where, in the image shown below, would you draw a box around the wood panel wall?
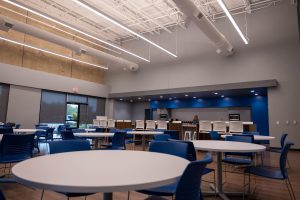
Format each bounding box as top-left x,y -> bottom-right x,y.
0,1 -> 105,84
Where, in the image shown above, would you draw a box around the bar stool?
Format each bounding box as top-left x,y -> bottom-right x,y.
184,131 -> 192,140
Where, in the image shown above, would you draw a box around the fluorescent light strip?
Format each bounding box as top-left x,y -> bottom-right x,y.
73,0 -> 177,58
3,0 -> 150,62
0,36 -> 108,70
0,5 -> 121,55
216,0 -> 248,44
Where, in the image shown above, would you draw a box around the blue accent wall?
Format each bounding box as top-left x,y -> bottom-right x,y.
150,96 -> 269,136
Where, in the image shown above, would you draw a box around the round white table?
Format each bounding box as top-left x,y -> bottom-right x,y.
74,132 -> 114,149
192,140 -> 266,200
13,129 -> 45,133
221,134 -> 275,141
126,131 -> 164,150
12,150 -> 189,200
84,128 -> 96,132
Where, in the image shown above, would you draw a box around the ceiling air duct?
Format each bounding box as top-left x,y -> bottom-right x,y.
173,0 -> 234,56
0,15 -> 139,70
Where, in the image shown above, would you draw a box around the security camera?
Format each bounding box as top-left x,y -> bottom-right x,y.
0,19 -> 13,32
129,65 -> 139,72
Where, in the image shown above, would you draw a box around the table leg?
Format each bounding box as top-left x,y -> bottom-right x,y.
142,135 -> 146,151
203,152 -> 246,200
103,192 -> 113,200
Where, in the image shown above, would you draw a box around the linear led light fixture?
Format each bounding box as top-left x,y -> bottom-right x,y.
216,0 -> 248,44
0,36 -> 108,70
3,0 -> 150,62
0,5 -> 121,55
73,0 -> 178,58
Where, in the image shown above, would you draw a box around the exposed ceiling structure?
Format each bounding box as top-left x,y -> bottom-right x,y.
1,0 -> 282,70
12,0 -> 281,44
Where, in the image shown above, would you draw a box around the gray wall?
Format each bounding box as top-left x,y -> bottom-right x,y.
6,85 -> 41,128
131,102 -> 149,121
113,100 -> 132,120
0,63 -> 109,98
107,2 -> 300,148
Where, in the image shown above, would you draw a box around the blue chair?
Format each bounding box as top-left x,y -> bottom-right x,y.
48,140 -> 90,154
209,131 -> 220,140
222,135 -> 255,166
0,134 -> 35,175
15,124 -> 21,129
0,190 -> 5,200
100,131 -> 126,150
148,141 -> 188,159
72,128 -> 86,133
95,127 -> 105,132
47,140 -> 92,199
0,128 -> 13,135
136,156 -> 210,200
163,130 -> 180,140
268,133 -> 290,168
244,142 -> 295,200
153,134 -> 171,141
61,130 -> 75,140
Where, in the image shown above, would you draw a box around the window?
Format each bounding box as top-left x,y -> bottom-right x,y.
40,91 -> 66,124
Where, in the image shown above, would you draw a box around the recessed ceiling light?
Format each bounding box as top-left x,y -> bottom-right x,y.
160,96 -> 163,99
138,97 -> 141,100
120,98 -> 123,101
130,99 -> 133,102
251,90 -> 255,93
214,92 -> 218,95
255,93 -> 259,96
3,0 -> 150,62
221,95 -> 225,98
0,36 -> 108,70
193,96 -> 196,99
185,94 -> 189,97
148,99 -> 151,102
169,97 -> 173,100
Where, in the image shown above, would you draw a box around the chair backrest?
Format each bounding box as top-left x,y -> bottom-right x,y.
149,141 -> 188,159
93,119 -> 99,126
153,134 -> 171,141
15,124 -> 21,129
99,120 -> 108,128
199,121 -> 212,132
280,133 -> 288,148
107,119 -> 116,128
135,120 -> 145,130
95,127 -> 105,132
72,128 -> 86,133
0,189 -> 5,200
0,128 -> 13,134
61,131 -> 75,140
213,121 -> 227,133
209,131 -> 220,140
172,140 -> 197,162
48,140 -> 90,154
111,131 -> 126,149
229,121 -> 244,133
157,120 -> 167,130
0,134 -> 35,162
280,142 -> 294,179
146,120 -> 156,130
175,157 -> 210,200
163,130 -> 180,140
225,135 -> 254,157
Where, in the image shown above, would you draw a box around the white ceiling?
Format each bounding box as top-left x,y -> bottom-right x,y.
14,0 -> 281,44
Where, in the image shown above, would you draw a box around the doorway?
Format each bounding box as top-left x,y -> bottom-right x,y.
66,103 -> 88,128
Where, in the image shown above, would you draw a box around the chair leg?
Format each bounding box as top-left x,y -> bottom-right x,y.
127,191 -> 130,200
287,158 -> 291,169
84,195 -> 87,200
287,177 -> 296,200
40,190 -> 44,200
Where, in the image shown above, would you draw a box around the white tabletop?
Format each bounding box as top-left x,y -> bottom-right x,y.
12,150 -> 189,193
74,132 -> 114,138
192,140 -> 266,153
127,131 -> 163,135
221,134 -> 275,141
85,128 -> 96,132
13,129 -> 45,133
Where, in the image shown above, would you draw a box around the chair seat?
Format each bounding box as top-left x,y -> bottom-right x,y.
202,167 -> 214,175
138,183 -> 177,197
245,166 -> 286,180
222,157 -> 252,165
